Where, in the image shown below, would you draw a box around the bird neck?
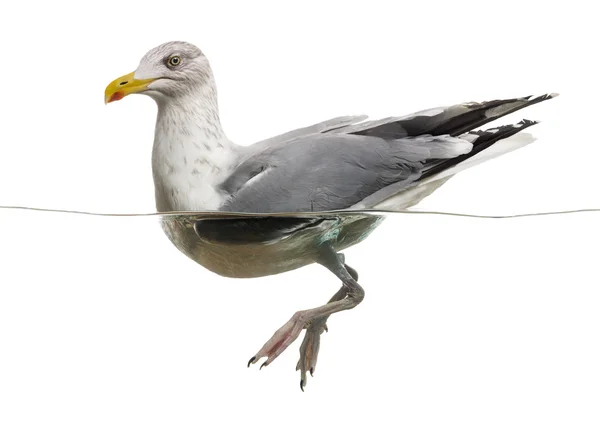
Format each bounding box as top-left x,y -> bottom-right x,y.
155,81 -> 232,147
151,84 -> 239,212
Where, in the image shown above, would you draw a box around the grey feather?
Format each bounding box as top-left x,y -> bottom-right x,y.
219,134 -> 471,213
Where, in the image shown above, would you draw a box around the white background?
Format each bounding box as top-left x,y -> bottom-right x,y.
0,1 -> 599,429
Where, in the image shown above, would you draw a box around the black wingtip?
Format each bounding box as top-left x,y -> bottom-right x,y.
519,119 -> 540,127
530,92 -> 559,102
348,91 -> 558,140
421,118 -> 541,180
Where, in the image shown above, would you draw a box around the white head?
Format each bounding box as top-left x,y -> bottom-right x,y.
105,41 -> 215,104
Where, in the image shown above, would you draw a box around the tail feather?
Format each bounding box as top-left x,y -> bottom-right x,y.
421,119 -> 539,180
369,120 -> 543,211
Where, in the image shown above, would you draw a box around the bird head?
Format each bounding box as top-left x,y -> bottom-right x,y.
104,41 -> 213,104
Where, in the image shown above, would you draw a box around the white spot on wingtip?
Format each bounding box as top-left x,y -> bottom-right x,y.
549,92 -> 560,98
461,133 -> 478,143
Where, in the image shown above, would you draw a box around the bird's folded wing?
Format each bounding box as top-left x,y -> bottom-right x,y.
219,134 -> 471,213
227,94 -> 556,213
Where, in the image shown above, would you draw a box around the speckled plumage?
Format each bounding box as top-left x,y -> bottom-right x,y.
131,42 -> 237,211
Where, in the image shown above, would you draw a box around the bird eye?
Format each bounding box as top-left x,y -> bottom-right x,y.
167,55 -> 182,67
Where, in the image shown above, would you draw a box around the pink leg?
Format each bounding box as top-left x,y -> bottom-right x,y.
248,245 -> 362,391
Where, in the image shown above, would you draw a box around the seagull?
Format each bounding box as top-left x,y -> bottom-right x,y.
105,41 -> 557,390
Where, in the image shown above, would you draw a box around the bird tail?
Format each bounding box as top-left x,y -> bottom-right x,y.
371,120 -> 541,211
420,119 -> 539,180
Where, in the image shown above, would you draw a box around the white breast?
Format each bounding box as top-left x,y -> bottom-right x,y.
152,121 -> 238,212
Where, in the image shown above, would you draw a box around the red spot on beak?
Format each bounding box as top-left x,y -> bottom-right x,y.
108,91 -> 125,103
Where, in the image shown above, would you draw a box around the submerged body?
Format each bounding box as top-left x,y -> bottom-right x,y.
162,213 -> 383,278
105,41 -> 556,389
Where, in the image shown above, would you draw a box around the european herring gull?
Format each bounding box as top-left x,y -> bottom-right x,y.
104,41 -> 557,390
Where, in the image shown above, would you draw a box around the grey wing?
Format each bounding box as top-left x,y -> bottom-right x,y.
224,93 -> 556,213
219,133 -> 472,213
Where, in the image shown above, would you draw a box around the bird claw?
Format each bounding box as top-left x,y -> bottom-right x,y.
247,355 -> 269,370
247,311 -> 329,391
247,311 -> 307,371
295,318 -> 327,391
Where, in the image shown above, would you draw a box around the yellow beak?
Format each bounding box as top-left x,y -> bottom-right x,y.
104,72 -> 156,104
